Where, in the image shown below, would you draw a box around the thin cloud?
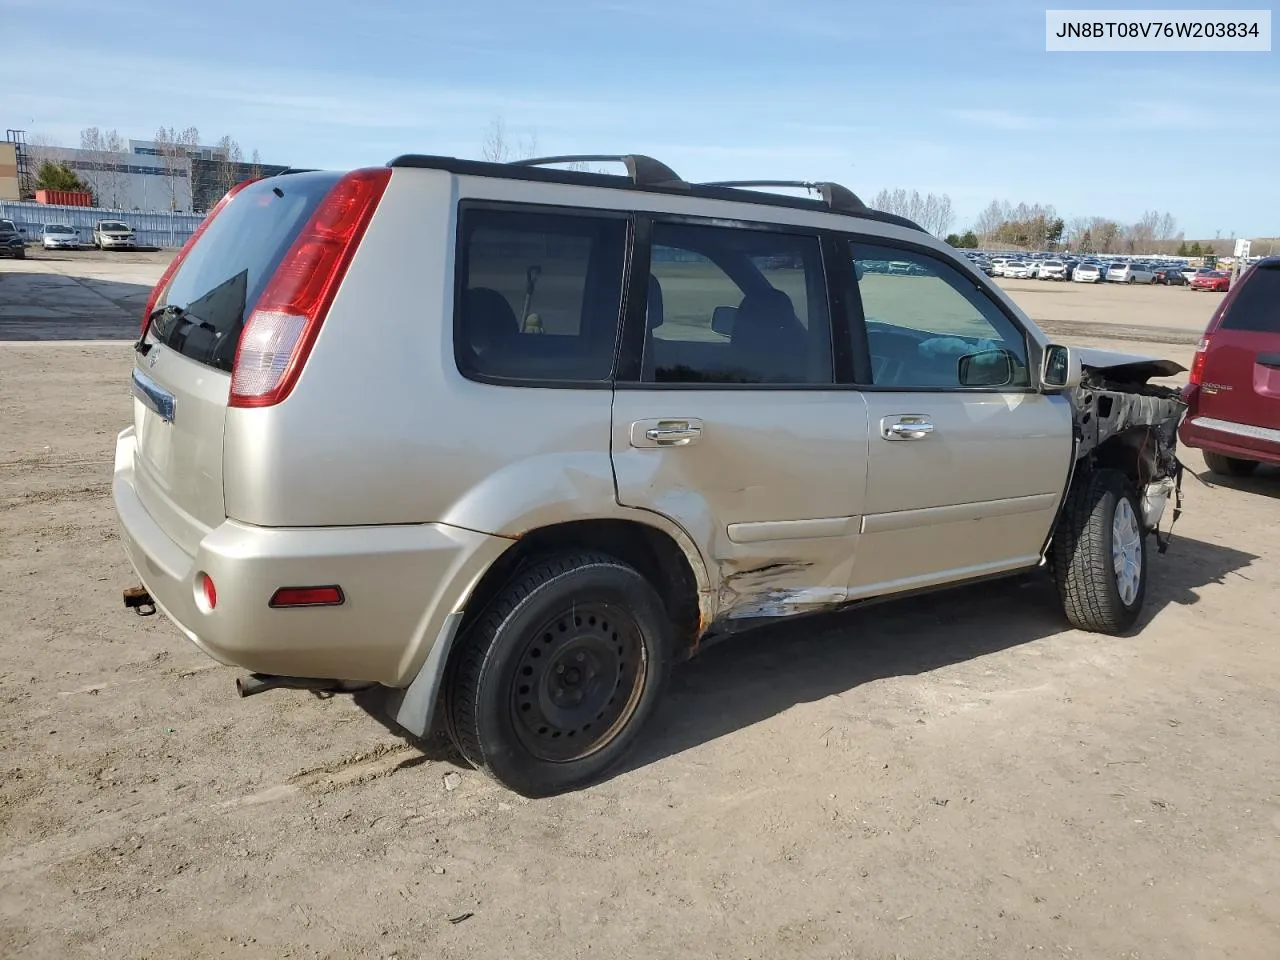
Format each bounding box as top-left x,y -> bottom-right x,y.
946,109 -> 1043,132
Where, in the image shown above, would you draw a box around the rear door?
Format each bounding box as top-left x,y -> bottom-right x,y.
611,218 -> 869,622
132,172 -> 340,555
843,238 -> 1073,598
1197,262 -> 1280,435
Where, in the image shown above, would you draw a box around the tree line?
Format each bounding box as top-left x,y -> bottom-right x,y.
28,127 -> 263,211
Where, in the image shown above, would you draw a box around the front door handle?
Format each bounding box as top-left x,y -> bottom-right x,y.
881,415 -> 934,441
630,419 -> 704,448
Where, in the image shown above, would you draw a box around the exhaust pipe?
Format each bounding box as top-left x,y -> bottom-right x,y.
235,673 -> 342,698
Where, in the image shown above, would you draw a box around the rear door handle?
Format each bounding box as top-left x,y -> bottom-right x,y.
880,415 -> 934,441
630,419 -> 704,448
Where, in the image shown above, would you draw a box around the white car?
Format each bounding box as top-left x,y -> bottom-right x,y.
990,258 -> 1011,276
1180,267 -> 1199,284
41,224 -> 81,250
93,220 -> 137,250
1073,262 -> 1104,283
1039,259 -> 1068,280
1106,262 -> 1155,284
1002,260 -> 1031,279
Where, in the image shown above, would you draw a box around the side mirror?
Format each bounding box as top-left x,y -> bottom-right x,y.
18,228 -> 26,234
958,348 -> 1015,387
711,305 -> 737,337
1042,344 -> 1082,390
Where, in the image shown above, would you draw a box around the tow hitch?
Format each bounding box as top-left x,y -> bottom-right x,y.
123,585 -> 156,617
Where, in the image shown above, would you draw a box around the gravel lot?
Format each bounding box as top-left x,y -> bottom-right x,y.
2,252 -> 1277,959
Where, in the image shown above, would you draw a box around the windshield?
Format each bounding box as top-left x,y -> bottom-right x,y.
45,225 -> 74,234
149,172 -> 339,373
101,222 -> 131,231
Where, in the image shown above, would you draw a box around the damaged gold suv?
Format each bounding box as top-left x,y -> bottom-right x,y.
114,155 -> 1186,795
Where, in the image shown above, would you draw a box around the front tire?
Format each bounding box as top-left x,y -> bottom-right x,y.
1052,469 -> 1147,634
448,551 -> 672,797
1203,451 -> 1258,477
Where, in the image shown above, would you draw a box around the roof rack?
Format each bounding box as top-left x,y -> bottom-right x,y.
510,154 -> 686,188
385,155 -> 922,232
701,180 -> 866,214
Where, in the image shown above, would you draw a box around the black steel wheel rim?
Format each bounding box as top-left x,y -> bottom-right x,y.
509,601 -> 648,763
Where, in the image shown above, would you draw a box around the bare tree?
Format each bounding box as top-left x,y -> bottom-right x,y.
974,200 -> 1009,245
249,148 -> 263,180
871,188 -> 955,237
78,127 -> 107,204
480,117 -> 538,162
215,135 -> 244,196
155,125 -> 200,211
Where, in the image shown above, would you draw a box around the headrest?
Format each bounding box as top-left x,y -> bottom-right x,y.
646,274 -> 664,331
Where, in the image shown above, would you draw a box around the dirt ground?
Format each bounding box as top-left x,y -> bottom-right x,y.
2,253 -> 1278,959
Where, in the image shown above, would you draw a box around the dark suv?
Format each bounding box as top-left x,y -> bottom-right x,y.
1180,258 -> 1280,476
0,219 -> 26,259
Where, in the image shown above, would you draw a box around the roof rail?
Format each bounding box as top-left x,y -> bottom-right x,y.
510,154 -> 685,188
702,179 -> 866,214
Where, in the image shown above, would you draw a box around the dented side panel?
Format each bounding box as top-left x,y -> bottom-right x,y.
610,389 -> 872,625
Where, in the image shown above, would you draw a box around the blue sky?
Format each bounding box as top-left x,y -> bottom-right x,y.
4,0 -> 1276,236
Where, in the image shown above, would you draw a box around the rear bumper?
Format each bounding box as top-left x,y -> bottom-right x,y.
113,427 -> 512,686
1178,412 -> 1280,466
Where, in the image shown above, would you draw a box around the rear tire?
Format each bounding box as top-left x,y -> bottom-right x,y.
1052,469 -> 1147,634
447,551 -> 672,797
1203,451 -> 1258,477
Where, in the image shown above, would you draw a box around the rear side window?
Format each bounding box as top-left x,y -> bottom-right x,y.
1221,265 -> 1280,333
150,172 -> 340,372
455,207 -> 628,383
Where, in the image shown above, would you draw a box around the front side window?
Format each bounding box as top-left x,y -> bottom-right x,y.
456,208 -> 627,382
849,241 -> 1031,389
642,222 -> 832,385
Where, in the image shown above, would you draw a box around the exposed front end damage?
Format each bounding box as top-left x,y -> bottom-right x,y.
1071,350 -> 1188,547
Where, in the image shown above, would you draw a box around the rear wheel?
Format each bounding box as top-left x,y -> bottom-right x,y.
448,551 -> 672,796
1052,469 -> 1147,634
1203,451 -> 1258,477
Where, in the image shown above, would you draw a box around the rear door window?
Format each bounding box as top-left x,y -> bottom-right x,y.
1221,265 -> 1280,333
148,172 -> 340,373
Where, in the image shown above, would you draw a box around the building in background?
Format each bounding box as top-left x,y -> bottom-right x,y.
0,141 -> 19,201
1,131 -> 290,213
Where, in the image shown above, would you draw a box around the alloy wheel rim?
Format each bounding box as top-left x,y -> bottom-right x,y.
1112,497 -> 1142,606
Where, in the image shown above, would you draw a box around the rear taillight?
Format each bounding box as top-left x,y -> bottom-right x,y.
139,178 -> 261,336
229,167 -> 391,408
1189,336 -> 1210,385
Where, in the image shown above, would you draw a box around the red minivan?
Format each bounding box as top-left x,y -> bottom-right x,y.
1180,257 -> 1280,476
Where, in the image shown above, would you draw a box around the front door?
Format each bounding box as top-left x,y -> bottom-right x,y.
611,219 -> 869,623
843,239 -> 1073,598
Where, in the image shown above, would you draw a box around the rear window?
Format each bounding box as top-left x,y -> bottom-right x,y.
149,172 -> 339,372
1221,265 -> 1280,333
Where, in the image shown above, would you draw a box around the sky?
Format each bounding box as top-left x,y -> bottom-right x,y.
3,0 -> 1277,237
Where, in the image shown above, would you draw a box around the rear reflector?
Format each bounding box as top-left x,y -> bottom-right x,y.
140,177 -> 261,336
196,572 -> 217,611
229,167 -> 391,408
269,586 -> 345,609
1189,337 -> 1210,385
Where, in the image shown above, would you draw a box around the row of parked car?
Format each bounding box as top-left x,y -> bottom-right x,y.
966,253 -> 1233,292
0,218 -> 140,255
